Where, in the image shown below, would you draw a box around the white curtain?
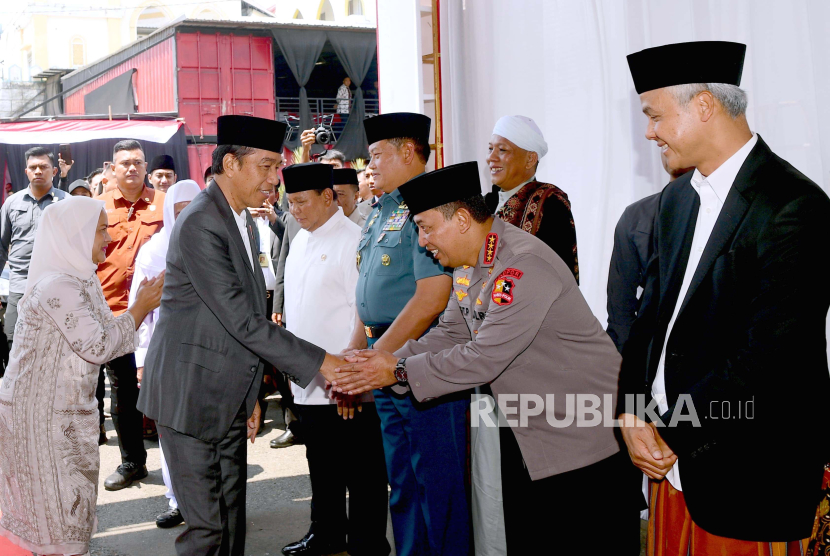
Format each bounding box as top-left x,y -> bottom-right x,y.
440,0 -> 830,327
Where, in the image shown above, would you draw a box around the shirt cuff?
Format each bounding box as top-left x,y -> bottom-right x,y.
389,383 -> 410,395
135,346 -> 147,368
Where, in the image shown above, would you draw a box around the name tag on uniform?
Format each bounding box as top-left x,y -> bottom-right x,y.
382,209 -> 410,231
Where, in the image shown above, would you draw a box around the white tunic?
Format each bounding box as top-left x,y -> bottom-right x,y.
284,208 -> 370,404
653,133 -> 757,490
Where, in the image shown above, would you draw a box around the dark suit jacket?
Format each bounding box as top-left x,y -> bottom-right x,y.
619,136 -> 830,540
137,183 -> 325,443
273,214 -> 301,315
606,191 -> 662,352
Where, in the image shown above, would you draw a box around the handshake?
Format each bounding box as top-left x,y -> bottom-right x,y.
316,349 -> 403,419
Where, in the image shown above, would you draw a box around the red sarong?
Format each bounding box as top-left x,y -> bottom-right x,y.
648,479 -> 809,556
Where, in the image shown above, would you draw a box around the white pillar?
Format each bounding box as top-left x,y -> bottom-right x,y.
376,0 -> 424,114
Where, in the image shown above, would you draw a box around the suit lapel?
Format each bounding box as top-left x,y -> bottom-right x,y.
676,137 -> 769,316
677,188 -> 748,315
207,183 -> 257,279
658,176 -> 699,306
245,210 -> 267,298
646,178 -> 698,379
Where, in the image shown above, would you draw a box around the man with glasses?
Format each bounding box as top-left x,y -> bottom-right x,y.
97,139 -> 165,491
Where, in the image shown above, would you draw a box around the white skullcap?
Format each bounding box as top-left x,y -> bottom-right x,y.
491,115 -> 548,159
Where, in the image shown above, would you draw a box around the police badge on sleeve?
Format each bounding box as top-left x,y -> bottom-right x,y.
491,277 -> 515,306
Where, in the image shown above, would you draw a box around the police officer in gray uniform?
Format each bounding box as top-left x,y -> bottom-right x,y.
334,162 -> 642,555
344,113 -> 471,556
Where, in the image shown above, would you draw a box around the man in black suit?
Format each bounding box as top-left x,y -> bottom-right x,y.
619,41 -> 830,552
606,154 -> 692,353
138,115 -> 347,556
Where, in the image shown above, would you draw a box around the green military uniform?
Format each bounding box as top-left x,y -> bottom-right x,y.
355,187 -> 447,323
354,184 -> 470,556
357,111 -> 471,556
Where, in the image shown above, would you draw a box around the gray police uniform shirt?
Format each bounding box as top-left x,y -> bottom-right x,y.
395,217 -> 623,480
347,205 -> 368,228
355,188 -> 449,325
0,186 -> 67,294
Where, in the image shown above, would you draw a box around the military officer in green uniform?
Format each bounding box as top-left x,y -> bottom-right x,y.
343,113 -> 471,556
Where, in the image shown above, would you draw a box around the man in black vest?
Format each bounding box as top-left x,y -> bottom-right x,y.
606,154 -> 692,353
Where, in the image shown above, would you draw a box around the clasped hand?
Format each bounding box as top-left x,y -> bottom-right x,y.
618,413 -> 677,480
330,349 -> 399,396
317,349 -> 397,419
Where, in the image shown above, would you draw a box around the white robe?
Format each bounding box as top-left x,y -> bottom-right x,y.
284,209 -> 371,404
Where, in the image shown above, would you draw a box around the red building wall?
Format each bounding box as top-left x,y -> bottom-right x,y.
177,32 -> 276,138
187,143 -> 216,188
64,37 -> 177,115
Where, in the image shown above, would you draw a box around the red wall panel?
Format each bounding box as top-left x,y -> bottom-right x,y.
187,143 -> 216,188
64,38 -> 176,115
176,32 -> 275,138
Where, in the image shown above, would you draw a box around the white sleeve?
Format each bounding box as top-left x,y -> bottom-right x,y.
129,259 -> 154,367
344,234 -> 359,311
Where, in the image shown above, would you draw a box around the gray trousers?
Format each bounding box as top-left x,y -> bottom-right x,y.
4,292 -> 23,351
158,404 -> 248,556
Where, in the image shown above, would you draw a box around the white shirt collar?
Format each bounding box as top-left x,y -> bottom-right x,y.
309,207 -> 344,237
497,175 -> 536,208
690,134 -> 757,202
231,206 -> 247,226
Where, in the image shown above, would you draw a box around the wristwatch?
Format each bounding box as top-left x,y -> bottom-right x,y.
394,358 -> 408,385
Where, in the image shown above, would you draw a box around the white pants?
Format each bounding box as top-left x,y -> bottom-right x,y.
470,390 -> 507,556
159,443 -> 178,510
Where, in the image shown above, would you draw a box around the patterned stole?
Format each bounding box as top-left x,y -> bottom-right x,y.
496,181 -> 579,281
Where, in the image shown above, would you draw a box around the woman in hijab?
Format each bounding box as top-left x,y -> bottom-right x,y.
128,179 -> 201,530
0,196 -> 163,556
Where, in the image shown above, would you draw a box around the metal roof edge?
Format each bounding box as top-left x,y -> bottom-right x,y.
62,24 -> 179,92
0,113 -> 181,124
61,17 -> 375,93
177,18 -> 376,33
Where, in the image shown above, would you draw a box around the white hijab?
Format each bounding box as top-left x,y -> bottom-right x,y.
138,180 -> 202,276
24,196 -> 106,296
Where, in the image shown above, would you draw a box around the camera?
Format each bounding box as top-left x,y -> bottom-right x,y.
315,124 -> 334,145
313,114 -> 336,145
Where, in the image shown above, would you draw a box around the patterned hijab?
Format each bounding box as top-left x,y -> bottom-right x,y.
24,196 -> 106,296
